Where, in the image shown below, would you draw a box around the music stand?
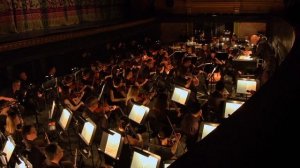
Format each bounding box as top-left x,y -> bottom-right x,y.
79,118 -> 97,146
198,122 -> 219,141
58,108 -> 73,131
98,129 -> 124,160
130,148 -> 161,168
58,108 -> 73,152
171,86 -> 191,105
78,118 -> 97,168
48,100 -> 56,131
236,78 -> 257,95
15,155 -> 33,168
224,100 -> 244,118
164,160 -> 175,168
0,136 -> 16,165
129,104 -> 150,125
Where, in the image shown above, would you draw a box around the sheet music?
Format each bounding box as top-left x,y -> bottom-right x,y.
105,130 -> 121,159
59,109 -> 71,130
225,102 -> 243,118
131,151 -> 159,168
237,80 -> 256,94
81,122 -> 95,145
171,88 -> 189,105
129,105 -> 147,124
1,139 -> 15,164
202,124 -> 217,139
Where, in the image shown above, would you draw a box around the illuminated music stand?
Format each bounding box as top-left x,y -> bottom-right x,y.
236,78 -> 257,95
98,129 -> 124,160
15,155 -> 33,168
58,108 -> 73,152
58,108 -> 73,131
79,118 -> 97,146
171,86 -> 191,105
78,118 -> 97,168
223,100 -> 244,118
129,104 -> 150,125
0,136 -> 16,166
130,148 -> 161,168
48,100 -> 56,131
198,122 -> 219,141
164,160 -> 175,168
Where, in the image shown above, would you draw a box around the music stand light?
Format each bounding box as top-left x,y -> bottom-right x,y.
129,104 -> 150,124
58,108 -> 73,131
99,129 -> 124,160
224,100 -> 244,118
0,136 -> 16,165
236,78 -> 257,95
130,148 -> 161,168
171,86 -> 191,105
79,118 -> 97,146
198,122 -> 219,141
15,155 -> 33,168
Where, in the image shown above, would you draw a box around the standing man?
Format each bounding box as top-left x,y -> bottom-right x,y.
250,34 -> 277,85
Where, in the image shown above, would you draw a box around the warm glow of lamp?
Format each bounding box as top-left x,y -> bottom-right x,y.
224,100 -> 244,118
236,78 -> 257,94
171,86 -> 191,105
129,104 -> 150,124
130,149 -> 161,168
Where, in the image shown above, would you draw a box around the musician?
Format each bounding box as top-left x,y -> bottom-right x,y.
135,59 -> 152,89
5,109 -> 23,144
113,117 -> 143,168
175,57 -> 194,86
107,75 -> 126,107
149,125 -> 182,162
82,96 -> 116,141
250,34 -> 277,84
0,96 -> 15,102
18,71 -> 37,115
0,79 -> 22,101
180,102 -> 202,150
21,125 -> 46,168
47,66 -> 57,78
43,143 -> 73,168
204,80 -> 227,122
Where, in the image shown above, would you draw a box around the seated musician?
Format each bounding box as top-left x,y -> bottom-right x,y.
135,59 -> 152,89
204,80 -> 227,122
82,96 -> 117,140
180,102 -> 203,150
21,124 -> 46,168
43,143 -> 73,168
148,125 -> 182,162
60,76 -> 85,113
5,109 -> 23,144
112,117 -> 143,168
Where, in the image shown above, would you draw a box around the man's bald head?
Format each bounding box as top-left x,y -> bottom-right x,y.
250,35 -> 260,45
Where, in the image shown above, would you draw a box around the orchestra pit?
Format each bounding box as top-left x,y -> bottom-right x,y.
0,1 -> 299,168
